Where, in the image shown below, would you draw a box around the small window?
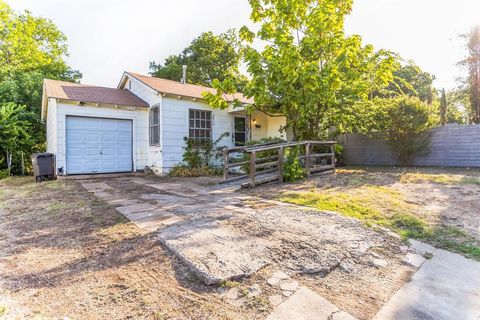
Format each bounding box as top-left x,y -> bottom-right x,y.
189,109 -> 212,141
149,105 -> 160,145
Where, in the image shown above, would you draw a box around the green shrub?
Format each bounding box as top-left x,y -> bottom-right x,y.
168,165 -> 221,177
380,96 -> 436,165
283,146 -> 305,182
334,144 -> 344,165
172,132 -> 230,177
182,132 -> 230,168
0,169 -> 9,180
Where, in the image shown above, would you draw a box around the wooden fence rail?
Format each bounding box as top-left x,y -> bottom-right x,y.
222,140 -> 336,188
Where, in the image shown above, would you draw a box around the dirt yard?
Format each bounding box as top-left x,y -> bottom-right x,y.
253,166 -> 480,259
1,167 -> 478,320
0,177 -> 250,320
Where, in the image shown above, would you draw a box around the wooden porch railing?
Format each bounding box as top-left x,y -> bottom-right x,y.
221,140 -> 336,188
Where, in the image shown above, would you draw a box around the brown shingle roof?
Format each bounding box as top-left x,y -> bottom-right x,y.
44,79 -> 148,108
126,72 -> 253,104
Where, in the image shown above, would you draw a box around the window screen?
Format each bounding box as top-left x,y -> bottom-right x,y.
149,105 -> 160,145
189,109 -> 212,141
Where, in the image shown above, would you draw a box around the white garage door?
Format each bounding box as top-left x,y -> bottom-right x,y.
66,116 -> 133,174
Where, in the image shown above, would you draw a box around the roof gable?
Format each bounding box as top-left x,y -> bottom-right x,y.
123,72 -> 253,104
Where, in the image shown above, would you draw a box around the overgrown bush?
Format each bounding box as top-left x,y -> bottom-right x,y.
283,146 -> 305,182
333,144 -> 344,166
378,97 -> 435,166
169,132 -> 230,177
168,165 -> 221,178
0,169 -> 10,180
182,132 -> 230,168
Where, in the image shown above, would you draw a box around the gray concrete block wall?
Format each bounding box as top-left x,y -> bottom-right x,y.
343,124 -> 480,168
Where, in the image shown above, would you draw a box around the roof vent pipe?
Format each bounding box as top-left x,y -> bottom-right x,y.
181,65 -> 187,84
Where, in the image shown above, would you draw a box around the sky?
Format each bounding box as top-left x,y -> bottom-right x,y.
8,0 -> 480,90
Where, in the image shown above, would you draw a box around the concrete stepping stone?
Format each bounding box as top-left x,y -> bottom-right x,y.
116,203 -> 157,216
402,253 -> 426,268
135,215 -> 183,230
409,239 -> 435,255
267,286 -> 341,320
124,208 -> 168,221
158,218 -> 271,285
267,271 -> 290,286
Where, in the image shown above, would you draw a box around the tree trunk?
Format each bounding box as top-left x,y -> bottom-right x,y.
21,152 -> 25,176
6,150 -> 12,176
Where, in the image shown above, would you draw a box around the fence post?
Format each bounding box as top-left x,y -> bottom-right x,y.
330,143 -> 336,173
305,142 -> 311,178
223,149 -> 229,180
250,151 -> 256,188
278,147 -> 284,183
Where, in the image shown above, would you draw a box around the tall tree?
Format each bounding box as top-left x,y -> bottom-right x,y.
149,29 -> 247,89
0,103 -> 34,175
379,62 -> 436,104
440,88 -> 447,125
446,88 -> 469,124
0,1 -> 80,173
205,0 -> 399,139
459,26 -> 480,124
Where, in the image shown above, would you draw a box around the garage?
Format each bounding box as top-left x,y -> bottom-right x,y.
66,116 -> 133,174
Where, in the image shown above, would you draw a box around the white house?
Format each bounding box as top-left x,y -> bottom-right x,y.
41,72 -> 287,175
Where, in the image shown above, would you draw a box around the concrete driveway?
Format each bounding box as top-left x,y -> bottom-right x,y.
79,175 -> 480,320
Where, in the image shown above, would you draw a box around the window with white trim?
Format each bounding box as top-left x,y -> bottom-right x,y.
149,105 -> 160,145
189,109 -> 212,141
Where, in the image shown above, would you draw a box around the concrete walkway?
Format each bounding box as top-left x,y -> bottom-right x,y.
374,240 -> 480,320
267,286 -> 356,320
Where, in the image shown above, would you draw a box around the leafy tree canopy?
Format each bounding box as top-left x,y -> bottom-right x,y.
0,1 -> 81,113
149,29 -> 247,89
378,61 -> 436,104
373,96 -> 436,165
0,103 -> 35,174
0,1 -> 80,174
204,0 -> 399,140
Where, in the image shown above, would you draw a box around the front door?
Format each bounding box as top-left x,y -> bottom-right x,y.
234,117 -> 247,146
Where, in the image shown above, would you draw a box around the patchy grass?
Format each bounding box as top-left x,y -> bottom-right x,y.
399,172 -> 480,185
280,184 -> 480,261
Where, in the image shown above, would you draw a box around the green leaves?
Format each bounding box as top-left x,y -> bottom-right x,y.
0,1 -> 80,174
149,29 -> 247,90
206,0 -> 400,140
377,96 -> 436,165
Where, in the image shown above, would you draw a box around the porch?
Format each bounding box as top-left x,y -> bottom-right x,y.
227,109 -> 289,146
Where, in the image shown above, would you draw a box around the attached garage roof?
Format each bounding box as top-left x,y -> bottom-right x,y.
44,79 -> 148,108
125,72 -> 253,104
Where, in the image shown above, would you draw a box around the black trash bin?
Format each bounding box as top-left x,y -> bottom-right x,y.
32,153 -> 55,182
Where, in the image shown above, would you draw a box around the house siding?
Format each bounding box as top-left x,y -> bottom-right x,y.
46,98 -> 58,155
53,101 -> 148,174
161,97 -> 234,171
126,76 -> 164,173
